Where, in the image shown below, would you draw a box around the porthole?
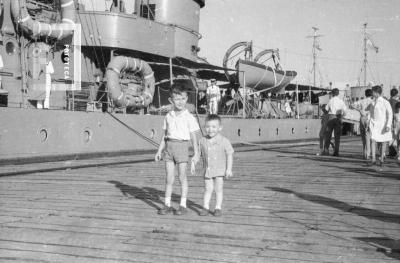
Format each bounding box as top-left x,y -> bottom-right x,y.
83,128 -> 92,143
38,128 -> 48,142
6,41 -> 17,55
237,129 -> 241,137
258,128 -> 261,136
292,128 -> 295,134
305,127 -> 308,133
276,128 -> 279,135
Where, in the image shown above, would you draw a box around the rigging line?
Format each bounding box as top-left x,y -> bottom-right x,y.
84,9 -> 107,70
78,11 -> 102,73
187,73 -> 205,136
106,112 -> 160,148
77,12 -> 97,84
367,62 -> 377,84
89,0 -> 108,69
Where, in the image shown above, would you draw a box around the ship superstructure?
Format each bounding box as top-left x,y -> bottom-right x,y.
0,0 -> 320,161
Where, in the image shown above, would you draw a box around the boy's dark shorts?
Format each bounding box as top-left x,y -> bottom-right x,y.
163,140 -> 190,164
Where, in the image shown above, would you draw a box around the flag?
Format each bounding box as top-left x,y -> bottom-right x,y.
315,41 -> 322,51
367,35 -> 379,53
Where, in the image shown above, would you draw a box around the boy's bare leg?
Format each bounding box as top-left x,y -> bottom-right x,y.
178,162 -> 188,207
164,161 -> 175,207
214,177 -> 224,210
203,179 -> 214,210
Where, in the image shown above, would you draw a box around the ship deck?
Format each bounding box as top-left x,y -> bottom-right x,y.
0,138 -> 399,263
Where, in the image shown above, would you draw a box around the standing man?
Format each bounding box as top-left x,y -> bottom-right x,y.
43,59 -> 54,109
206,79 -> 220,114
389,88 -> 399,112
352,89 -> 373,159
323,88 -> 347,157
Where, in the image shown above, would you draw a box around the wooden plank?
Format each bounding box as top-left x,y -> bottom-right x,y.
0,140 -> 399,262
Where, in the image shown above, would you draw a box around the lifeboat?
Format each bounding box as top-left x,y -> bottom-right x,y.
237,59 -> 297,93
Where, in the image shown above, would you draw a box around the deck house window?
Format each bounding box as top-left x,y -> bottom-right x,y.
140,4 -> 156,20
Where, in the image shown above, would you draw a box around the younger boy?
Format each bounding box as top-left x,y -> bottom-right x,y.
155,83 -> 200,215
194,114 -> 234,217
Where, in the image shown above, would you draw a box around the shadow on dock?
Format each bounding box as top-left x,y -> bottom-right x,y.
320,164 -> 400,181
267,187 -> 400,225
355,237 -> 400,260
108,180 -> 202,213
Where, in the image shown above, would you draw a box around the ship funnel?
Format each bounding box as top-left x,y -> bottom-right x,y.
106,56 -> 155,109
11,0 -> 76,40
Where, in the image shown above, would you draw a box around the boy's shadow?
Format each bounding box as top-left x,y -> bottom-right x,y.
108,180 -> 202,213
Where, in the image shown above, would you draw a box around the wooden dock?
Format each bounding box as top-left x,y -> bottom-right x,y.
0,138 -> 399,262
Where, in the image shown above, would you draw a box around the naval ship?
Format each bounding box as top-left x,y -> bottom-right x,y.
0,0 -> 320,162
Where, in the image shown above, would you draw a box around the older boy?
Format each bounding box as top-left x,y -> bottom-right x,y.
155,83 -> 200,215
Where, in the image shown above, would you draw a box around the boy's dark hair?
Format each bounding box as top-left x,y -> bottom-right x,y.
390,88 -> 399,97
331,88 -> 339,96
365,89 -> 372,97
206,114 -> 221,123
372,85 -> 382,95
170,83 -> 188,97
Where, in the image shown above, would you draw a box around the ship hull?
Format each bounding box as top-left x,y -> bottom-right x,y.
0,108 -> 319,161
237,60 -> 297,93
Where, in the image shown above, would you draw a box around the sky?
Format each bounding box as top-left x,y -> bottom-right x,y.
198,0 -> 400,90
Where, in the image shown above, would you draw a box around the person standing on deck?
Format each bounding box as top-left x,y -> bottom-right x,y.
389,88 -> 399,113
316,104 -> 329,155
388,88 -> 399,157
323,88 -> 347,157
43,59 -> 54,109
206,79 -> 220,114
368,85 -> 393,167
393,102 -> 400,162
352,89 -> 373,159
155,83 -> 200,215
193,114 -> 234,217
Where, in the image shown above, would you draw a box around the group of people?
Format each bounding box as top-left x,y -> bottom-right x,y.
318,85 -> 400,166
155,83 -> 233,216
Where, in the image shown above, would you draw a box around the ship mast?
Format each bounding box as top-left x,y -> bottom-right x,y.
307,27 -> 323,88
363,23 -> 368,87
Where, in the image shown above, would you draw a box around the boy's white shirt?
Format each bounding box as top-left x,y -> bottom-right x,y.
162,109 -> 199,140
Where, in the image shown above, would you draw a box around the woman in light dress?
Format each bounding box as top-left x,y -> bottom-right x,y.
368,86 -> 393,166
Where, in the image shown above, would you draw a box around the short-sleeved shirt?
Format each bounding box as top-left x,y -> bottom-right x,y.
199,134 -> 234,178
325,96 -> 347,116
162,109 -> 200,140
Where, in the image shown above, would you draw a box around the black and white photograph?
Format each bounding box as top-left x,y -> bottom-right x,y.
0,0 -> 399,262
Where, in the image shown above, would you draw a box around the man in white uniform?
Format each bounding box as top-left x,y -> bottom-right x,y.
206,79 -> 220,114
323,88 -> 347,157
43,60 -> 54,109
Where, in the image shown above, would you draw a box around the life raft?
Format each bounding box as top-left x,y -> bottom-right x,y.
106,56 -> 155,108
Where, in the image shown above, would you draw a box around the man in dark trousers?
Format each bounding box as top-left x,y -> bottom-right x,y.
323,88 -> 347,157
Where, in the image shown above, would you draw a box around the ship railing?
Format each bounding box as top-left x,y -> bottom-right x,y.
78,10 -> 202,40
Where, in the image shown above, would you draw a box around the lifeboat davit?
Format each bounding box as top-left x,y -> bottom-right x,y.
223,42 -> 297,94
